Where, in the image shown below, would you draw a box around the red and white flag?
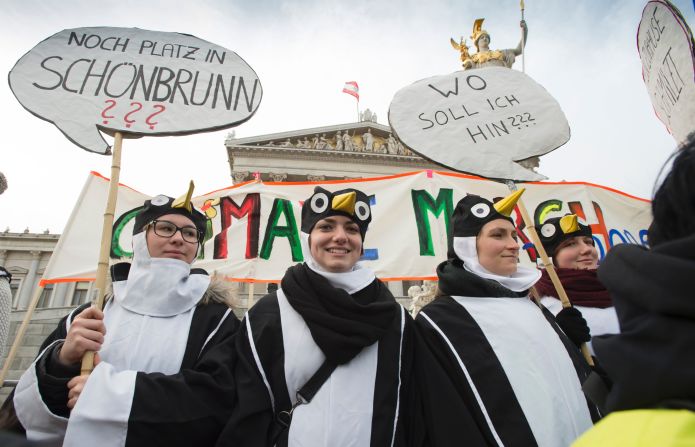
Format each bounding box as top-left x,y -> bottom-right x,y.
342,81 -> 359,100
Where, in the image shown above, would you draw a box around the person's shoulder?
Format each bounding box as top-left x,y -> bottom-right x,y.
246,291 -> 281,318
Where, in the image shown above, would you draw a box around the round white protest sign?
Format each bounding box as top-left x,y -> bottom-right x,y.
388,67 -> 570,181
9,27 -> 263,154
637,0 -> 695,144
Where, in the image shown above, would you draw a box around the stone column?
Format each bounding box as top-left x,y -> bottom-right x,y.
17,251 -> 41,309
0,249 -> 7,266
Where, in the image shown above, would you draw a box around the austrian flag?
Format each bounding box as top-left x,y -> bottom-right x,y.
342,81 -> 359,100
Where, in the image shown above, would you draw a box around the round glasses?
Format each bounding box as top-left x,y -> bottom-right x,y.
149,220 -> 201,243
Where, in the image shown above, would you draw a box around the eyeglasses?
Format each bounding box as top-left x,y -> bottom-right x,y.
148,220 -> 201,243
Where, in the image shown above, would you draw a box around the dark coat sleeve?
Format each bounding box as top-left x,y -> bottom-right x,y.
413,313 -> 493,447
124,307 -> 240,447
215,318 -> 277,447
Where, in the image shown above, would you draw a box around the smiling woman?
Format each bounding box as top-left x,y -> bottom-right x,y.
414,190 -> 598,447
10,183 -> 240,447
218,186 -> 417,447
536,214 -> 619,354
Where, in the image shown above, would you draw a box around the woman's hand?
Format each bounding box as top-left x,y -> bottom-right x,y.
58,306 -> 106,366
67,353 -> 101,409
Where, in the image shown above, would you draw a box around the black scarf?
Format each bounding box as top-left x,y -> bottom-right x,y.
281,263 -> 398,365
437,259 -> 528,298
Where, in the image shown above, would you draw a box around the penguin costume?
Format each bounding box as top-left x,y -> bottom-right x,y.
216,186 -> 416,447
12,183 -> 240,447
535,215 -> 618,353
415,191 -> 596,447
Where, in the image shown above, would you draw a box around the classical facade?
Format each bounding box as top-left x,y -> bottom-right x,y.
0,229 -> 93,311
226,116 -> 447,183
226,115 -> 444,298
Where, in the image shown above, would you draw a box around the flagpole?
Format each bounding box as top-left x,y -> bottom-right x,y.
520,0 -> 526,73
356,100 -> 359,122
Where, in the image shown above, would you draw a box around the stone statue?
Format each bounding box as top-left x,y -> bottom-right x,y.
362,129 -> 374,152
311,134 -> 320,149
335,130 -> 344,151
408,280 -> 438,317
386,134 -> 398,155
451,18 -> 528,70
396,141 -> 405,155
342,131 -> 354,152
317,134 -> 330,150
296,137 -> 311,149
280,138 -> 293,147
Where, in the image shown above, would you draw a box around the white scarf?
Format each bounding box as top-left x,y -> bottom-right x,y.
453,236 -> 540,292
112,232 -> 210,317
300,233 -> 375,294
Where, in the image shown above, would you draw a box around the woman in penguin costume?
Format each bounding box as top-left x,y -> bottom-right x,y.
11,183 -> 240,447
216,186 -> 416,447
536,214 -> 619,354
414,189 -> 597,447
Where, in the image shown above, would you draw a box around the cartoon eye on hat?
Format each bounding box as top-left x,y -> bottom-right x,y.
471,203 -> 491,218
541,223 -> 556,238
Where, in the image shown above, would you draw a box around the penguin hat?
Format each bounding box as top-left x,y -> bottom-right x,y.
133,181 -> 207,243
301,186 -> 373,242
538,214 -> 592,259
449,189 -> 540,291
450,188 -> 525,252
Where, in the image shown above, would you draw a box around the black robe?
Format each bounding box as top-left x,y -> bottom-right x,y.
13,288 -> 239,447
216,264 -> 416,447
415,260 -> 596,447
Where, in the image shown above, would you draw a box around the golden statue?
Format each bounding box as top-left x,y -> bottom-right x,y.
451,18 -> 528,70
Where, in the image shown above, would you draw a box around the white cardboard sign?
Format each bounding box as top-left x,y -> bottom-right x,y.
388,67 -> 570,181
637,0 -> 695,144
9,27 -> 263,154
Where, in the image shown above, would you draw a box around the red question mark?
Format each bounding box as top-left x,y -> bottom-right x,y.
145,105 -> 166,130
124,102 -> 143,128
101,100 -> 116,125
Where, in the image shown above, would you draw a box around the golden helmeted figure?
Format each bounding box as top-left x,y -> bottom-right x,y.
451,18 -> 528,70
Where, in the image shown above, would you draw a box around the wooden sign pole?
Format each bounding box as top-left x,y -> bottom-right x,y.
80,131 -> 124,375
506,182 -> 594,366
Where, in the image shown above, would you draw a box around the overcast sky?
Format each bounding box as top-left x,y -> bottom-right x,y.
1,0 -> 693,233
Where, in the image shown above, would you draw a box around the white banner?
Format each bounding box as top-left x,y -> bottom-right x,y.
638,0 -> 695,143
41,170 -> 651,285
9,27 -> 262,154
388,68 -> 570,181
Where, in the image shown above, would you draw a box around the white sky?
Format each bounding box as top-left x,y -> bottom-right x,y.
1,0 -> 693,233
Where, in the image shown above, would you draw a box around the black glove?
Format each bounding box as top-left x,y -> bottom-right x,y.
555,307 -> 590,348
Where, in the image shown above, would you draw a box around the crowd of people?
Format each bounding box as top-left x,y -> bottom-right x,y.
1,135 -> 693,446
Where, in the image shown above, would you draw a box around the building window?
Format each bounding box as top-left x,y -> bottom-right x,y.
71,282 -> 91,306
10,279 -> 21,308
37,283 -> 54,308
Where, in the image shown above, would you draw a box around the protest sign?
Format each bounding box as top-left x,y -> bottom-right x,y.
41,170 -> 650,284
638,0 -> 695,143
388,67 -> 570,182
9,27 -> 263,154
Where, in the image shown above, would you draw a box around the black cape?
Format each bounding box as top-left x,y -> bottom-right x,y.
12,276 -> 240,447
216,263 -> 417,447
415,260 -> 596,447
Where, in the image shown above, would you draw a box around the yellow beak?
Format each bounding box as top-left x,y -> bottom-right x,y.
559,214 -> 580,234
172,180 -> 195,212
332,191 -> 356,215
493,188 -> 525,217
